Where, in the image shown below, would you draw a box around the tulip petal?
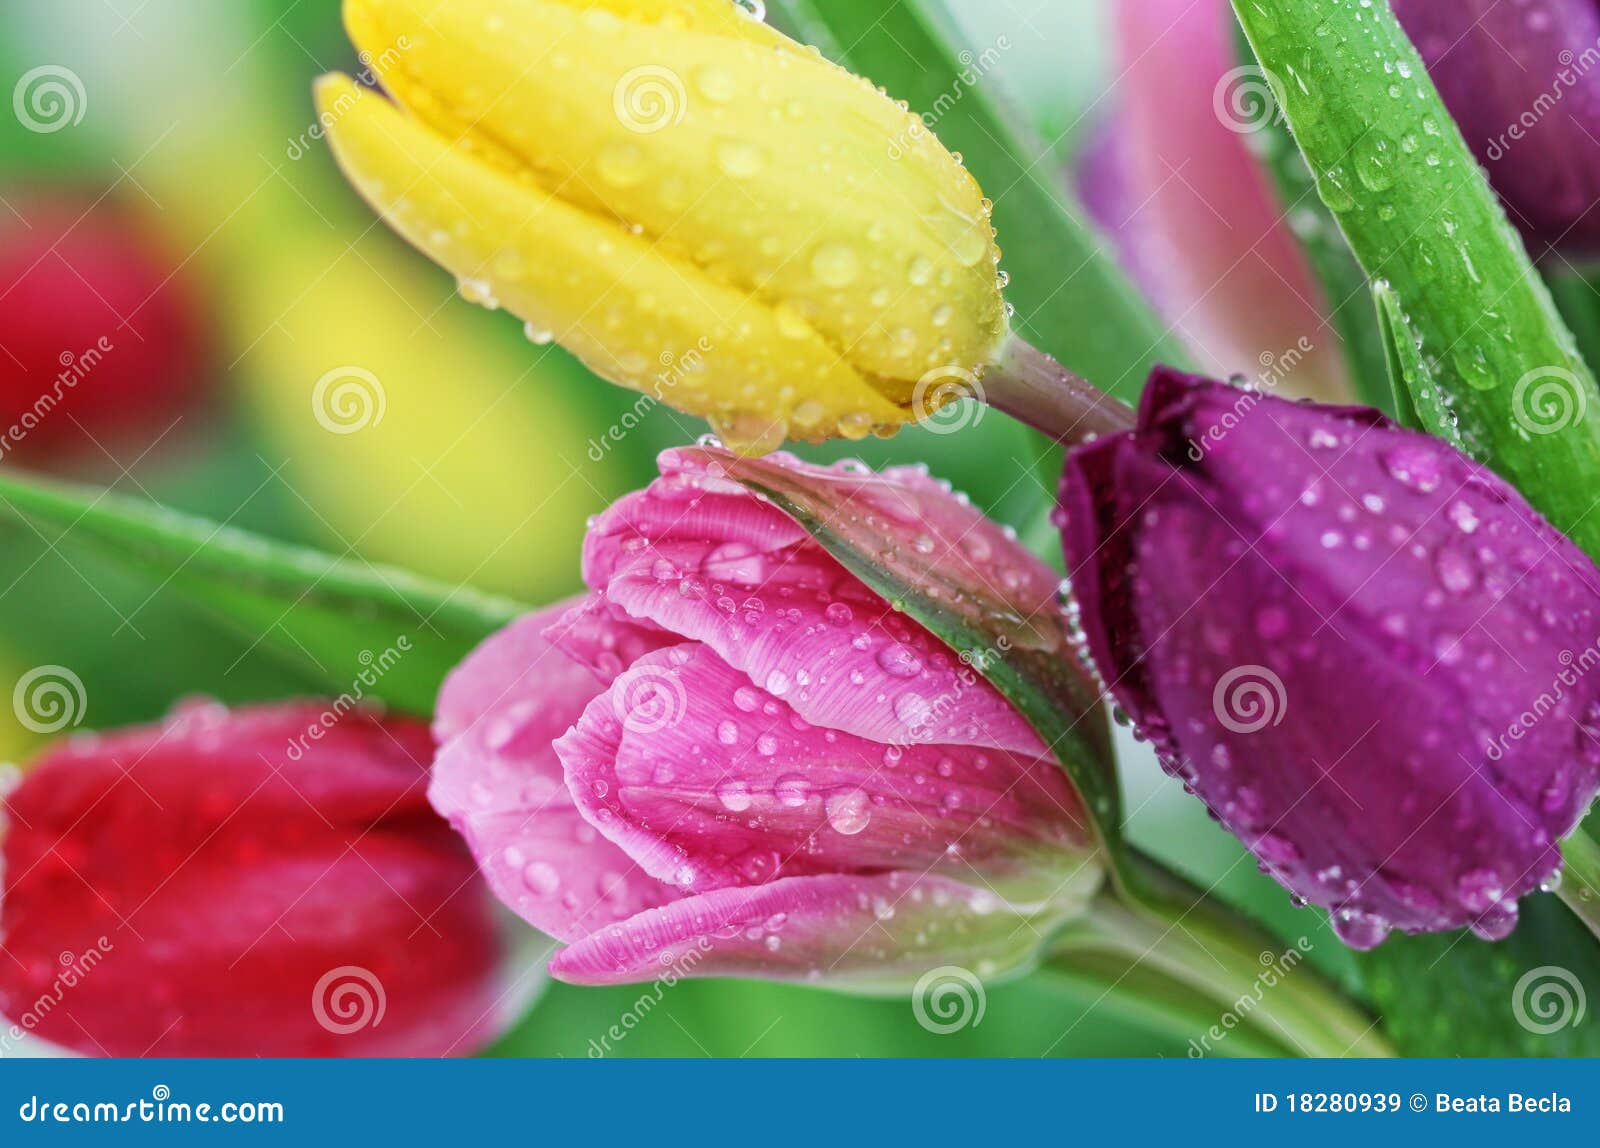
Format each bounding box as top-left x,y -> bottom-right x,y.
554,642 -> 1091,899
1063,369 -> 1600,942
1097,0 -> 1348,400
315,74 -> 909,445
430,603 -> 681,941
344,0 -> 1005,390
580,448 -> 1050,755
1393,0 -> 1600,254
548,869 -> 1096,989
0,705 -> 503,1057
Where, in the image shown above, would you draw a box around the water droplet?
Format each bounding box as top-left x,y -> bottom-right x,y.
517,860 -> 559,896
775,774 -> 810,808
876,643 -> 923,678
811,243 -> 860,287
825,788 -> 871,834
717,780 -> 753,812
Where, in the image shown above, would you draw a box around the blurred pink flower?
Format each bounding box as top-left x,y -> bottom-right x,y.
431,448 -> 1101,989
1081,0 -> 1350,401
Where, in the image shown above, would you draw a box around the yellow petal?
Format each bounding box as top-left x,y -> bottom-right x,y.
316,74 -> 908,449
343,0 -> 1006,397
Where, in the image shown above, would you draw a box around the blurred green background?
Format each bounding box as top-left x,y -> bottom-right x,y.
0,0 -> 1357,1056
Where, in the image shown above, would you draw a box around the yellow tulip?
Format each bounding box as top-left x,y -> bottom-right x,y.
317,0 -> 1008,451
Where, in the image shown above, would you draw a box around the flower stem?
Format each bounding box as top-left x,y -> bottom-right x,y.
1049,853 -> 1393,1059
981,336 -> 1136,446
1557,829 -> 1600,942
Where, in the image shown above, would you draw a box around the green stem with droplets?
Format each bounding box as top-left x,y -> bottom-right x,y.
1557,830 -> 1600,944
1231,0 -> 1600,559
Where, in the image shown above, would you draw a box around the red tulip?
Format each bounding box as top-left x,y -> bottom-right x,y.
0,190 -> 207,466
0,701 -> 509,1057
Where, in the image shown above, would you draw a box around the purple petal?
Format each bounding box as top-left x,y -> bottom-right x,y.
1062,369 -> 1600,944
1394,0 -> 1600,255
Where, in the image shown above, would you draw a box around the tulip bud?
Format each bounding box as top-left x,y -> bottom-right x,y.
1058,368 -> 1600,948
0,702 -> 510,1056
0,191 -> 206,466
1392,0 -> 1600,256
317,0 -> 1007,452
431,448 -> 1101,988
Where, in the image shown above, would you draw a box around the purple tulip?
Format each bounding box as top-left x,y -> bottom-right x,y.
1057,367 -> 1600,948
1392,0 -> 1600,256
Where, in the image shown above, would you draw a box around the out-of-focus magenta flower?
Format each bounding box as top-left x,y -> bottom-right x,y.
1058,367 -> 1600,948
432,449 -> 1101,989
0,190 -> 207,466
1080,0 -> 1349,401
1392,0 -> 1600,256
0,702 -> 508,1057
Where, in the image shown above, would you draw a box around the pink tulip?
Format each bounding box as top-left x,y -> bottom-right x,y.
1082,0 -> 1350,401
431,448 -> 1101,988
0,702 -> 510,1057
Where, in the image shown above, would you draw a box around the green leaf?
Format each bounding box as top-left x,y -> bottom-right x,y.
691,447 -> 1121,865
1372,279 -> 1461,449
1234,23 -> 1392,413
1232,0 -> 1600,558
0,470 -> 524,716
1359,893 -> 1600,1056
768,0 -> 1187,403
